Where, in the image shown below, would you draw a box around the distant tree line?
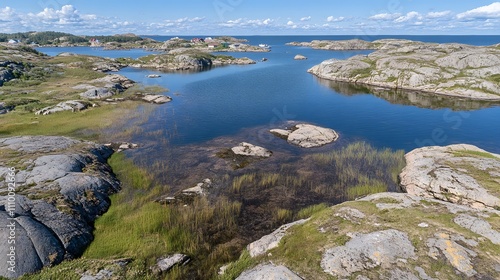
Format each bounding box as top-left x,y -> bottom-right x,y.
0,31 -> 143,45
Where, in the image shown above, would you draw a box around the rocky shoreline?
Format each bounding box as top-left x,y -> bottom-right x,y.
303,39 -> 500,100
226,144 -> 500,279
0,136 -> 120,278
2,133 -> 498,279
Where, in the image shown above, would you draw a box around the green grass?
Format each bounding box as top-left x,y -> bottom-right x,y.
82,153 -> 243,279
488,74 -> 500,84
0,101 -> 141,140
347,183 -> 388,200
217,251 -> 258,280
452,150 -> 498,159
386,76 -> 398,83
310,142 -> 406,200
350,67 -> 373,79
296,203 -> 329,219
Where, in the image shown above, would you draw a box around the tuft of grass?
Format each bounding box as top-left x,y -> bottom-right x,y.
296,203 -> 329,219
347,183 -> 388,200
488,74 -> 500,84
452,150 -> 498,159
217,250 -> 257,280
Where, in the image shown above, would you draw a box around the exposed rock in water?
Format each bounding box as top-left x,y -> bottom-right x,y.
270,123 -> 339,148
294,54 -> 307,60
236,264 -> 302,280
104,142 -> 139,152
247,219 -> 309,257
0,136 -> 120,279
181,178 -> 212,196
235,144 -> 500,279
35,100 -> 93,115
400,144 -> 500,209
141,94 -> 172,104
231,142 -> 272,158
308,40 -> 500,100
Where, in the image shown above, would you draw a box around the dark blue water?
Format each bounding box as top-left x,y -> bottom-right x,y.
38,36 -> 500,153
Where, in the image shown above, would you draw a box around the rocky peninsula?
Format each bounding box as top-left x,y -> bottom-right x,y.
304,39 -> 500,100
223,144 -> 500,279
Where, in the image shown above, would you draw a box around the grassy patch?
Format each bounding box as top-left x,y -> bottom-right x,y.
217,251 -> 258,280
347,183 -> 387,200
452,150 -> 498,159
0,101 -> 140,140
386,76 -> 398,83
82,153 -> 243,279
488,74 -> 500,84
351,67 -> 373,79
447,161 -> 500,198
296,203 -> 329,219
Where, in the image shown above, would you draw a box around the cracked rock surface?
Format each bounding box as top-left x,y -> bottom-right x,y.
400,144 -> 500,209
0,136 -> 120,278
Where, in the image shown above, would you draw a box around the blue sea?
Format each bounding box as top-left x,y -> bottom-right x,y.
38,35 -> 500,157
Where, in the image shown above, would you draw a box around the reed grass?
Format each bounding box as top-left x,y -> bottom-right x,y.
83,153 -> 243,279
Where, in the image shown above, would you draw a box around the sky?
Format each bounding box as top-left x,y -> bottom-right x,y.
0,0 -> 500,35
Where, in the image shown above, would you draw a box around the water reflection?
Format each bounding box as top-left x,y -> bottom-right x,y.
319,78 -> 500,111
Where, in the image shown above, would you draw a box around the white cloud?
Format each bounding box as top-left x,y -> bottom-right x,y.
457,2 -> 500,20
0,6 -> 17,21
36,5 -> 80,23
300,16 -> 311,21
394,11 -> 422,23
219,18 -> 274,28
327,16 -> 345,22
369,13 -> 401,21
286,20 -> 297,29
427,11 -> 452,19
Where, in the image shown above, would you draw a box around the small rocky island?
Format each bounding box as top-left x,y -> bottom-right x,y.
301,39 -> 500,100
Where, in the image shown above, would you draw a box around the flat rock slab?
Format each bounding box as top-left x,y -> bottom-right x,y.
141,94 -> 172,104
231,142 -> 272,158
247,219 -> 309,257
152,254 -> 190,273
321,229 -> 415,277
400,144 -> 500,209
454,214 -> 500,245
35,100 -> 92,115
236,264 -> 302,280
271,124 -> 339,148
427,233 -> 478,277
